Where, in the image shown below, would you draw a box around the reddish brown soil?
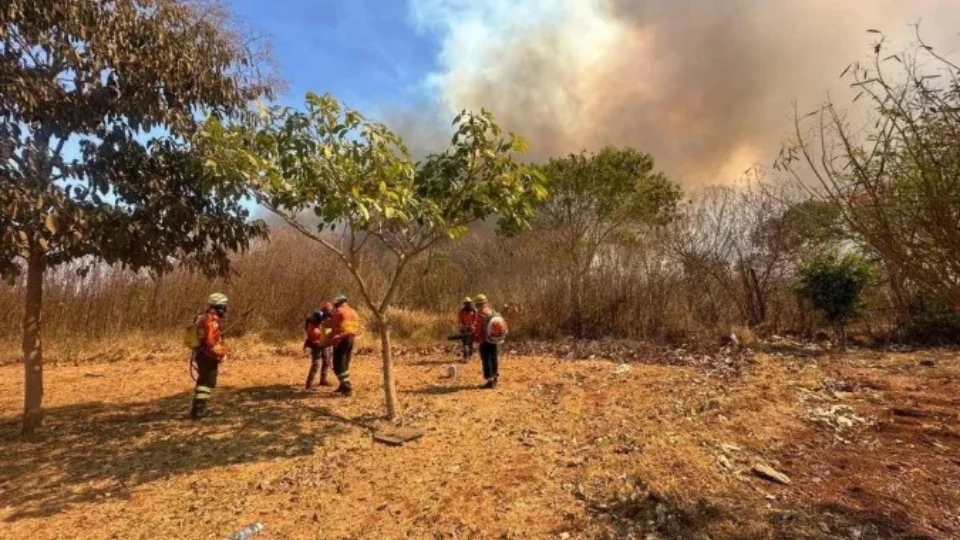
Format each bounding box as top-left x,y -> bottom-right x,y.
0,337 -> 956,539
781,350 -> 960,539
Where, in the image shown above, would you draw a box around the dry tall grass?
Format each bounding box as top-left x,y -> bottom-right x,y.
0,216 -> 908,348
0,229 -> 460,352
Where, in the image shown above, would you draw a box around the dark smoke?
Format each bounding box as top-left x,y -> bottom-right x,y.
419,0 -> 960,186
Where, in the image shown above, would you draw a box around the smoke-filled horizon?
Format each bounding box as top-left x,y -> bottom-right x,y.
409,0 -> 960,187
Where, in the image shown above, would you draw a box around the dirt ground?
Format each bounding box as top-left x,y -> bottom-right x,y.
0,338 -> 957,539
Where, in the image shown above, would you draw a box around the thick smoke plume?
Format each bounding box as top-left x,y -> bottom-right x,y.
411,0 -> 960,186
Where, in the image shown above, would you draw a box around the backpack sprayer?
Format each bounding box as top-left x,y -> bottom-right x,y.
447,330 -> 472,361
446,331 -> 472,342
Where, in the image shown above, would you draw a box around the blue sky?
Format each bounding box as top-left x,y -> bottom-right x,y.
227,0 -> 442,115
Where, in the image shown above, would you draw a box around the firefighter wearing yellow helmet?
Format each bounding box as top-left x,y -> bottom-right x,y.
456,297 -> 478,362
189,293 -> 229,419
472,293 -> 508,389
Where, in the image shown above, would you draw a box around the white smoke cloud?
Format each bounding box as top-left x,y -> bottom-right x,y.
411,0 -> 960,186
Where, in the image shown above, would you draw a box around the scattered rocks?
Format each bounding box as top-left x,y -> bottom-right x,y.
808,405 -> 869,431
752,463 -> 792,485
444,365 -> 459,379
767,334 -> 829,353
720,443 -> 742,454
612,364 -> 632,375
491,339 -> 754,374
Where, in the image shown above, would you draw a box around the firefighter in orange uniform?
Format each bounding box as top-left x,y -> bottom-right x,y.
190,293 -> 228,419
303,303 -> 333,389
472,294 -> 499,389
457,297 -> 478,362
325,295 -> 360,396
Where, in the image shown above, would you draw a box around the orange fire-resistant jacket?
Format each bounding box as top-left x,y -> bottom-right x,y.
472,305 -> 494,344
305,320 -> 325,346
457,306 -> 478,333
325,304 -> 360,347
201,309 -> 226,359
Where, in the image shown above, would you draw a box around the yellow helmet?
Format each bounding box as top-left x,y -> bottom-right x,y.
463,297 -> 472,303
207,293 -> 228,307
474,293 -> 488,304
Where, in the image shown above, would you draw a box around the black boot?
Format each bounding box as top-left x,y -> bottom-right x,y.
189,399 -> 207,419
306,363 -> 319,390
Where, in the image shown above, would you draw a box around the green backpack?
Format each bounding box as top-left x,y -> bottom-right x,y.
182,314 -> 204,349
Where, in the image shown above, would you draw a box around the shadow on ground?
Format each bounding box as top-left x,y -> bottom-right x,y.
0,385 -> 365,522
406,357 -> 458,367
404,384 -> 480,396
568,484 -> 936,539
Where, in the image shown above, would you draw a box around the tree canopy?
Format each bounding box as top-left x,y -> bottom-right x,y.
536,147 -> 680,248
1,0 -> 274,433
533,147 -> 679,335
203,92 -> 545,418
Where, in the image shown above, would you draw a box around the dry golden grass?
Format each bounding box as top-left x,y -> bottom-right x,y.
730,324 -> 759,349
359,307 -> 452,350
0,225 -> 844,347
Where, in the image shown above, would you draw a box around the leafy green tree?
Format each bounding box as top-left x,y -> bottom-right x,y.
1,0 -> 273,433
535,147 -> 680,336
797,254 -> 872,351
204,93 -> 544,419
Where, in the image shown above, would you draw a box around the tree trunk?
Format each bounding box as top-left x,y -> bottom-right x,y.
22,249 -> 45,435
572,261 -> 590,338
749,267 -> 766,325
835,322 -> 847,353
378,313 -> 399,420
572,275 -> 584,338
885,264 -> 913,331
739,260 -> 766,328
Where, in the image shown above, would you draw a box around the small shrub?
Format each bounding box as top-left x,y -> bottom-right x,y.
903,299 -> 960,345
797,254 -> 872,351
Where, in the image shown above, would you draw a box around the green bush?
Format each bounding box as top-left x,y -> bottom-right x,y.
797,254 -> 872,350
903,299 -> 960,345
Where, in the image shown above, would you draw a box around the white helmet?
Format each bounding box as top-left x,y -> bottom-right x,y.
207,293 -> 228,307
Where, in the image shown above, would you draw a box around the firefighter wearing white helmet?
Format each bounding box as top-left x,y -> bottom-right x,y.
189,293 -> 229,419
